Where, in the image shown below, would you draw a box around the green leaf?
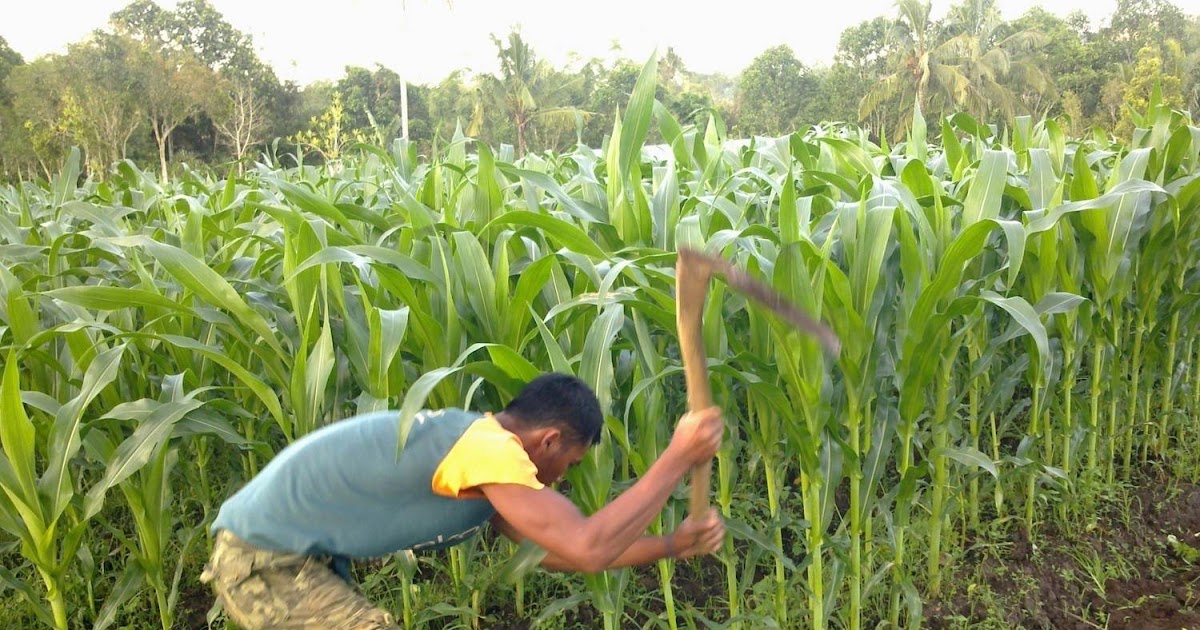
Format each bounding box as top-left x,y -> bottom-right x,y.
155,335 -> 286,433
452,231 -> 501,341
0,267 -> 37,346
533,592 -> 590,626
303,321 -> 335,434
995,219 -> 1026,289
1035,292 -> 1088,316
395,343 -> 493,452
369,308 -> 409,398
84,399 -> 203,519
533,309 -> 574,374
92,562 -> 146,630
619,53 -> 659,178
726,517 -> 798,571
578,303 -> 624,413
980,291 -> 1049,376
271,179 -> 364,242
931,445 -> 998,478
961,150 -> 1007,227
496,539 -> 548,584
135,237 -> 285,358
779,168 -> 800,244
908,219 -> 997,329
907,100 -> 927,162
1028,149 -> 1057,210
43,343 -> 126,522
42,286 -> 193,313
653,100 -> 692,168
286,245 -> 436,284
480,211 -> 608,259
0,566 -> 56,629
0,354 -> 38,520
500,166 -> 605,223
485,345 -> 541,383
1025,180 -> 1164,234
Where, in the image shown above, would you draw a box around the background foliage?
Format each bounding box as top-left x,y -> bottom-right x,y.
1,0 -> 1198,182
2,45 -> 1200,629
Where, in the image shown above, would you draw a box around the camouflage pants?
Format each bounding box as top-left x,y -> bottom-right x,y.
200,530 -> 399,630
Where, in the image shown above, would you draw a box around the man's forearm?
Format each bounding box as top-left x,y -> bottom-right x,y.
581,447 -> 690,566
542,534 -> 673,572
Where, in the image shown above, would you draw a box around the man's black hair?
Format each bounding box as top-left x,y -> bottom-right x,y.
503,373 -> 603,446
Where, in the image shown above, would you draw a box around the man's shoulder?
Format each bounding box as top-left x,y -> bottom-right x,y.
409,407 -> 484,427
332,407 -> 479,426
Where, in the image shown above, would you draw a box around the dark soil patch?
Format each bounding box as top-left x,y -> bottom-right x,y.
477,555 -> 729,629
928,474 -> 1200,629
177,579 -> 214,629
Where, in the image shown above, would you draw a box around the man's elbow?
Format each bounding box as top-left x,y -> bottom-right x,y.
577,554 -> 610,574
547,547 -> 609,574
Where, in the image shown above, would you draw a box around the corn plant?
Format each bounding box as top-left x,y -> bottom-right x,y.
2,52 -> 1200,630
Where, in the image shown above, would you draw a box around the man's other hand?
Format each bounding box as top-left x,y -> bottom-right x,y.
671,511 -> 725,559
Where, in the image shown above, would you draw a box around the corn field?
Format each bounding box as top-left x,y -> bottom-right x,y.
1,56 -> 1199,629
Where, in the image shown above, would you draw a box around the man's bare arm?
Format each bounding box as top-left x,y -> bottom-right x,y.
478,408 -> 721,573
490,514 -> 671,572
490,509 -> 726,573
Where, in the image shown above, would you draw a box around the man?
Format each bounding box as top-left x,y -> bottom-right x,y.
201,373 -> 726,629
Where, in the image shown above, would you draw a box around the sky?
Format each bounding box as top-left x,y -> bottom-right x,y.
4,0 -> 1123,86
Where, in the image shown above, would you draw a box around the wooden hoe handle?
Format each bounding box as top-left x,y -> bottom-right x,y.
675,247 -> 840,519
676,248 -> 716,518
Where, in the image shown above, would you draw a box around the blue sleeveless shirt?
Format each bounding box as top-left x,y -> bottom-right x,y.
212,409 -> 529,558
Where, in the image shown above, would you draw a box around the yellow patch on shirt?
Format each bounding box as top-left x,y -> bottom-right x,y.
432,414 -> 545,498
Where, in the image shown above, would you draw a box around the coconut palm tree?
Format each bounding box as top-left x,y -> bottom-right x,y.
939,0 -> 1051,121
858,0 -> 950,132
860,0 -> 1048,134
472,29 -> 586,156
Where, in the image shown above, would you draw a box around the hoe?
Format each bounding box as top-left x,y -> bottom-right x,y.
675,247 -> 840,517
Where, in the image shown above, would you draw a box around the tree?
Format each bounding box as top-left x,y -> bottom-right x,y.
938,0 -> 1050,121
14,35 -> 150,175
736,45 -> 820,135
291,91 -> 367,161
829,17 -> 897,129
1117,45 -> 1185,139
1010,8 -> 1100,120
1184,16 -> 1200,114
427,71 -> 479,144
0,35 -> 22,103
667,88 -> 713,128
584,59 -> 641,146
212,79 -> 264,167
473,29 -> 585,156
860,0 -> 1048,136
6,58 -> 66,178
110,0 -> 289,159
339,66 -> 403,142
135,45 -> 222,181
0,35 -> 26,178
1108,0 -> 1188,65
859,0 -> 951,132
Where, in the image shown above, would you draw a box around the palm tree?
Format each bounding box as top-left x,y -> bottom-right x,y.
939,0 -> 1051,120
472,29 -> 586,156
858,0 -> 948,132
860,0 -> 1048,134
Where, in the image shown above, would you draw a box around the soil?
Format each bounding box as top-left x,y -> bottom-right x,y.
927,473 -> 1200,629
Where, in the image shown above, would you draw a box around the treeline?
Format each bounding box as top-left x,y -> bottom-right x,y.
0,0 -> 1197,181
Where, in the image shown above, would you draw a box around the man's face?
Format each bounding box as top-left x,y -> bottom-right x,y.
533,439 -> 590,486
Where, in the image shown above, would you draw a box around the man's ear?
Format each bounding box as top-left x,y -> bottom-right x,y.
537,426 -> 563,452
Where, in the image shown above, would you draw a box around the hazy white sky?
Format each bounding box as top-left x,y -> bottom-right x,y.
5,0 -> 1123,86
